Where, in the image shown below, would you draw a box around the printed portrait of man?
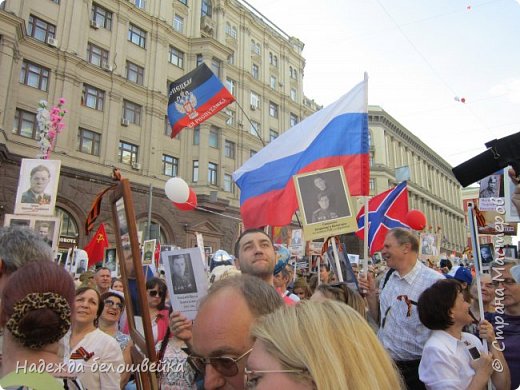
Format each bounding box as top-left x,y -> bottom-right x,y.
21,165 -> 52,205
104,248 -> 117,272
15,159 -> 61,216
479,175 -> 500,199
311,193 -> 339,223
169,254 -> 197,295
35,221 -> 54,247
297,169 -> 351,225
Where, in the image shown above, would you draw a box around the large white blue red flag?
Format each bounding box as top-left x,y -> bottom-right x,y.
233,79 -> 369,228
355,181 -> 410,255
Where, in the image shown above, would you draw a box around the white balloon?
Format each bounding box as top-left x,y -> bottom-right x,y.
165,177 -> 189,203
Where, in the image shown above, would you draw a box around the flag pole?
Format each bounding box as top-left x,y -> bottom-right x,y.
330,237 -> 344,283
233,100 -> 266,147
468,205 -> 492,390
363,196 -> 369,274
362,71 -> 370,275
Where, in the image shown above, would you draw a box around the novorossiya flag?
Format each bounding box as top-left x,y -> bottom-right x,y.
167,63 -> 235,138
355,181 -> 410,255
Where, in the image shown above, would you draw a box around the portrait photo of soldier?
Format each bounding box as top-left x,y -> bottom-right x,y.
169,254 -> 197,295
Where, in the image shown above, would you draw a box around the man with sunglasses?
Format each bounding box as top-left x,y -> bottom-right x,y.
188,274 -> 283,389
487,258 -> 520,389
358,227 -> 443,390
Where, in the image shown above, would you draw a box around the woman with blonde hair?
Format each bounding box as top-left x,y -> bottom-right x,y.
247,300 -> 403,389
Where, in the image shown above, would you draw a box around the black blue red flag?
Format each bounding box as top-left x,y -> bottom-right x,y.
167,63 -> 235,138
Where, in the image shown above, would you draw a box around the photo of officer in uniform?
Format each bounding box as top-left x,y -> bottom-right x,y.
169,254 -> 197,294
15,159 -> 61,216
312,193 -> 339,223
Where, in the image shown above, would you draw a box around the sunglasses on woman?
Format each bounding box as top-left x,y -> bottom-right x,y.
148,290 -> 162,297
187,348 -> 252,377
104,299 -> 124,310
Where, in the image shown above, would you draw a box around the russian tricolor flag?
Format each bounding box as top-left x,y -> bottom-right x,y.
233,78 -> 369,228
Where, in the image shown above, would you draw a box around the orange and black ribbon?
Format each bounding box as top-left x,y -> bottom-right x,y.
85,168 -> 122,234
70,347 -> 94,361
397,295 -> 417,317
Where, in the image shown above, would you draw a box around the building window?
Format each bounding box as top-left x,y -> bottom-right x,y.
126,61 -> 144,85
225,23 -> 237,39
134,0 -> 145,9
250,91 -> 260,108
250,121 -> 260,137
201,0 -> 212,17
224,174 -> 234,193
270,75 -> 276,89
250,149 -> 257,158
252,64 -> 259,80
173,14 -> 184,33
91,3 -> 112,30
119,141 -> 138,165
193,126 -> 200,145
128,24 -> 146,48
209,127 -> 219,148
137,220 -> 167,243
269,102 -> 279,118
369,151 -> 374,167
87,42 -> 109,68
290,88 -> 297,101
227,52 -> 235,65
225,109 -> 235,126
78,128 -> 101,156
269,52 -> 278,67
196,54 -> 203,66
178,0 -> 187,5
211,58 -> 221,78
368,130 -> 372,148
56,207 -> 79,238
208,162 -> 218,185
27,15 -> 55,42
169,46 -> 184,68
14,109 -> 37,139
369,178 -> 375,191
162,154 -> 179,177
82,84 -> 105,111
290,113 -> 298,127
226,78 -> 236,95
19,60 -> 49,91
224,140 -> 235,159
192,160 -> 199,182
251,40 -> 261,55
269,129 -> 278,142
123,100 -> 142,125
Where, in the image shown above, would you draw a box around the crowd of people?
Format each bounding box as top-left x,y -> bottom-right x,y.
0,224 -> 519,390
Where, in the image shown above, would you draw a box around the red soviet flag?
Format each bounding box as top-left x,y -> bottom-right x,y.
84,223 -> 109,267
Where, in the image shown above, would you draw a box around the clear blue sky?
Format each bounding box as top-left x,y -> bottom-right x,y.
245,0 -> 520,168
